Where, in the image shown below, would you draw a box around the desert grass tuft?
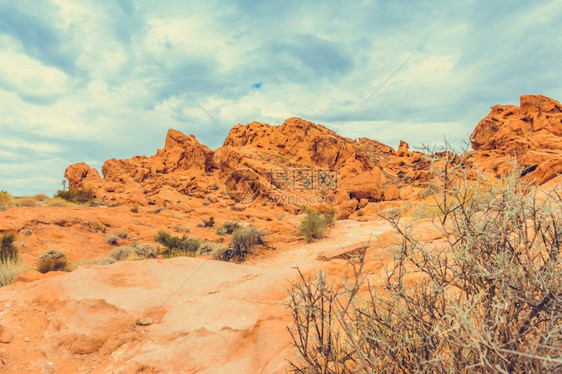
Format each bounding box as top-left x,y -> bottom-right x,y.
298,209 -> 336,242
0,259 -> 27,287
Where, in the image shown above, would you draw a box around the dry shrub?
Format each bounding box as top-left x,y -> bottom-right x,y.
0,191 -> 14,209
287,163 -> 562,373
107,246 -> 134,263
33,193 -> 50,202
419,182 -> 441,199
107,234 -> 120,245
116,231 -> 128,239
107,244 -> 159,264
133,243 -> 159,259
197,242 -> 227,256
216,221 -> 241,235
47,197 -> 73,207
202,216 -> 215,228
69,257 -> 110,269
37,249 -> 69,273
15,197 -> 37,207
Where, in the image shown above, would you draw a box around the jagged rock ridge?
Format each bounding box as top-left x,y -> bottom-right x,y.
65,95 -> 562,212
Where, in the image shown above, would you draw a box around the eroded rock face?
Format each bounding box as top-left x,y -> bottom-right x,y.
65,129 -> 219,206
161,129 -> 216,173
470,95 -> 562,153
220,117 -> 387,206
470,95 -> 562,184
223,117 -> 373,173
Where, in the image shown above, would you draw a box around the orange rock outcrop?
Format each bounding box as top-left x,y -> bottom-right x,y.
64,95 -> 562,215
470,95 -> 562,184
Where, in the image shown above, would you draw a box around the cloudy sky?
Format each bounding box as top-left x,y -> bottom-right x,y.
1,0 -> 561,195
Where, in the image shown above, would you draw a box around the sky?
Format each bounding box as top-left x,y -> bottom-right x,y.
0,0 -> 561,196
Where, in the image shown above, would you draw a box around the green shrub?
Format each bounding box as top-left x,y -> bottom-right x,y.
0,232 -> 23,286
0,232 -> 18,262
130,205 -> 139,213
298,210 -> 336,242
155,230 -> 201,258
214,227 -> 265,262
154,231 -> 176,248
322,208 -> 337,224
211,245 -> 231,261
54,187 -> 97,204
0,259 -> 27,287
217,221 -> 241,235
37,249 -> 69,273
177,237 -> 200,253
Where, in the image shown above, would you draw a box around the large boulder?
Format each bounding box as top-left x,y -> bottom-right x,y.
339,168 -> 387,202
64,162 -> 102,188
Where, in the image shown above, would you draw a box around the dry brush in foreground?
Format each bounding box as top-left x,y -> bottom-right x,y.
287,166 -> 562,373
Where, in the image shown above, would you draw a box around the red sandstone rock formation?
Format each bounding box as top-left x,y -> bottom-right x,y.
470,95 -> 562,184
64,95 -> 562,213
67,118 -> 393,214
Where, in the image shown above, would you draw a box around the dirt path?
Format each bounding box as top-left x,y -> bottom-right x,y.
248,218 -> 395,269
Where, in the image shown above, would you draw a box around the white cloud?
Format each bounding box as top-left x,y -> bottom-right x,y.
0,48 -> 70,99
0,0 -> 561,195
